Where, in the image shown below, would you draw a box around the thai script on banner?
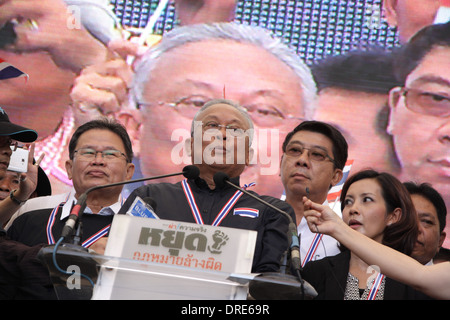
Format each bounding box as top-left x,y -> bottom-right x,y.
106,215 -> 256,274
132,252 -> 223,271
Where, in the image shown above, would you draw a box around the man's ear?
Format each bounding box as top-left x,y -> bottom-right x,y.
116,110 -> 142,157
438,231 -> 446,249
382,0 -> 399,27
65,159 -> 74,181
387,86 -> 402,135
279,154 -> 284,176
330,168 -> 344,187
185,137 -> 192,157
125,162 -> 135,180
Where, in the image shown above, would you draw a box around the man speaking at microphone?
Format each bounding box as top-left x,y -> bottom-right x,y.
7,118 -> 135,253
119,99 -> 295,273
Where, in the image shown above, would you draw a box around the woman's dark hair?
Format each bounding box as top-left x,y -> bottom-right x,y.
68,118 -> 133,163
393,22 -> 450,84
340,169 -> 418,255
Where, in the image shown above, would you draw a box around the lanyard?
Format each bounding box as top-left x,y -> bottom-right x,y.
181,179 -> 251,226
302,232 -> 324,267
367,272 -> 385,300
46,199 -> 111,248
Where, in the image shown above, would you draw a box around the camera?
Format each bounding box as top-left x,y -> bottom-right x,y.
8,147 -> 28,173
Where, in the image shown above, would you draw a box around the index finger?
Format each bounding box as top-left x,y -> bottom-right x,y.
34,151 -> 45,166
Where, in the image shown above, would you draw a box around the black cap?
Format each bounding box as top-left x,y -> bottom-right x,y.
36,165 -> 52,197
0,107 -> 38,143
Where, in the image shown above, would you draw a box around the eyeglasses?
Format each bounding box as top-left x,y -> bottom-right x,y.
201,121 -> 246,137
401,87 -> 450,118
0,137 -> 19,151
138,94 -> 305,127
74,148 -> 128,162
284,144 -> 337,166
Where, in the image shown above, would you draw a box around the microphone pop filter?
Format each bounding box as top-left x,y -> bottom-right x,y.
182,165 -> 200,179
213,172 -> 229,189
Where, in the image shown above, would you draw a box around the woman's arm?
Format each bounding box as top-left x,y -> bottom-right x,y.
303,197 -> 450,300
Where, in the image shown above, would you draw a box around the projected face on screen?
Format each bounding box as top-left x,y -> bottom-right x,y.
0,50 -> 75,139
383,0 -> 441,43
137,39 -> 307,196
5,0 -> 448,247
388,46 -> 450,224
315,89 -> 395,174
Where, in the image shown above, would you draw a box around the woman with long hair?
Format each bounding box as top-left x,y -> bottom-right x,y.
303,170 -> 450,300
301,169 -> 432,299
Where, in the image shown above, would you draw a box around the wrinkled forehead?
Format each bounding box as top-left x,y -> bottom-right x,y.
141,39 -> 306,115
196,103 -> 251,127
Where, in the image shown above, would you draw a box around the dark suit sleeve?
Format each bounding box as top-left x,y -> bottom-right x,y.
118,185 -> 151,215
302,258 -> 328,298
7,212 -> 32,243
0,234 -> 55,299
302,251 -> 349,300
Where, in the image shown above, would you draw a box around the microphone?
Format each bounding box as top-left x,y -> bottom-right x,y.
213,172 -> 301,270
213,172 -> 317,299
61,165 -> 200,240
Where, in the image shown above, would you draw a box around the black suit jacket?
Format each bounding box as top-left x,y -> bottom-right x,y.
0,230 -> 56,299
302,250 -> 433,300
118,176 -> 296,273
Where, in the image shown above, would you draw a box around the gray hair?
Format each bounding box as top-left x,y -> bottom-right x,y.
190,98 -> 255,144
133,22 -> 317,119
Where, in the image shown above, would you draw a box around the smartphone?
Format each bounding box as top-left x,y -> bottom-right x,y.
7,147 -> 29,173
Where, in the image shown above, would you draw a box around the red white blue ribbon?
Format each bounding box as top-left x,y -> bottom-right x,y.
233,207 -> 259,218
367,273 -> 385,300
182,179 -> 205,225
46,194 -> 71,245
46,195 -> 112,248
182,179 -> 254,226
302,233 -> 324,267
0,59 -> 28,80
82,225 -> 111,248
46,203 -> 65,245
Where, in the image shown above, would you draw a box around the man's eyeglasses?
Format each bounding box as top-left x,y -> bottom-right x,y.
284,144 -> 337,166
401,87 -> 450,118
202,121 -> 246,137
74,148 -> 128,162
138,94 -> 305,127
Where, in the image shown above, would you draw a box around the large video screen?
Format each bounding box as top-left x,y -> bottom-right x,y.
1,0 -> 449,250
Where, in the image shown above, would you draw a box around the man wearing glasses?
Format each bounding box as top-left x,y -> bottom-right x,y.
131,22 -> 316,199
119,99 -> 295,274
7,118 -> 135,253
280,121 -> 348,266
387,22 -> 450,248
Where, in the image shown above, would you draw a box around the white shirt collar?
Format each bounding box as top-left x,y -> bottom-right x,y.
60,188 -> 124,220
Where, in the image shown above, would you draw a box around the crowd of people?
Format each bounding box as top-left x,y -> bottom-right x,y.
0,0 -> 449,300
